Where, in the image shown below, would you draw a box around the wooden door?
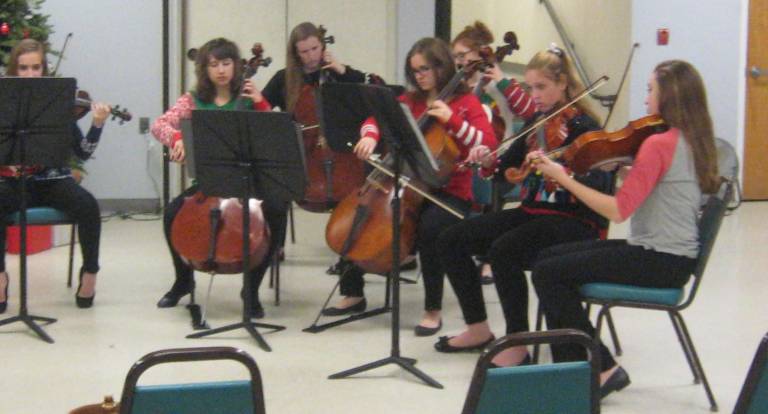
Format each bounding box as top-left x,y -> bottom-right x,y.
744,0 -> 768,199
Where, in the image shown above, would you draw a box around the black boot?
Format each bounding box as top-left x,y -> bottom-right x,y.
157,280 -> 194,308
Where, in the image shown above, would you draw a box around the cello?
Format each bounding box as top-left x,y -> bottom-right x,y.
169,42 -> 273,274
474,31 -> 520,139
293,25 -> 367,212
325,58 -> 491,274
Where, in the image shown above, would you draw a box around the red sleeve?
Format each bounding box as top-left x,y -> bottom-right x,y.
252,99 -> 272,112
616,129 -> 680,219
360,116 -> 380,141
444,94 -> 497,151
501,79 -> 536,120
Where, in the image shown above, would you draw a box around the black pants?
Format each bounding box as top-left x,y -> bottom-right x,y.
532,239 -> 695,370
339,194 -> 470,312
163,185 -> 288,304
438,208 -> 598,333
0,178 -> 101,273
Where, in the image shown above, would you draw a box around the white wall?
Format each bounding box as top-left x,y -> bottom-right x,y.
43,0 -> 164,202
630,0 -> 747,158
396,0 -> 435,84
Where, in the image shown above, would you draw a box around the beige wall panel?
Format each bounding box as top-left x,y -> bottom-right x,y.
452,0 -> 632,129
185,0 -> 288,92
286,0 -> 396,82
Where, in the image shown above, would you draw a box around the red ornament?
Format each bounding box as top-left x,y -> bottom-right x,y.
0,22 -> 10,36
23,28 -> 30,38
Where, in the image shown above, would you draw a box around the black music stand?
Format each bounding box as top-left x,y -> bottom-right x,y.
0,77 -> 76,344
184,110 -> 305,352
324,83 -> 444,389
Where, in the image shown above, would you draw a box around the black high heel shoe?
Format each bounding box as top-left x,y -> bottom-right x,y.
75,268 -> 95,309
0,272 -> 8,314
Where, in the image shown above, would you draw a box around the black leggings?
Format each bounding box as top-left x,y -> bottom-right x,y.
339,194 -> 470,312
438,208 -> 598,333
532,239 -> 695,370
162,185 -> 288,304
0,178 -> 101,273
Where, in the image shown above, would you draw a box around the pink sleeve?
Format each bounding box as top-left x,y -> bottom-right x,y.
615,129 -> 679,219
151,94 -> 195,147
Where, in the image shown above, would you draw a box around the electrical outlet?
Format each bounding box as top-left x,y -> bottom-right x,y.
139,117 -> 150,134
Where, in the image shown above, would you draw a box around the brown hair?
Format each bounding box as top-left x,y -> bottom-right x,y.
285,22 -> 324,112
451,21 -> 494,50
194,38 -> 242,104
525,46 -> 600,122
6,38 -> 49,76
404,37 -> 467,102
654,60 -> 719,193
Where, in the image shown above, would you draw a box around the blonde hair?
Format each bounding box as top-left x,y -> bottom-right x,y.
285,22 -> 324,112
526,46 -> 599,122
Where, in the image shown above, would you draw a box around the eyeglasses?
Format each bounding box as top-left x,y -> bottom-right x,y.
411,65 -> 433,75
452,50 -> 473,61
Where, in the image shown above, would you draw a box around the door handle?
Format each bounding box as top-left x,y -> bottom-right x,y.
750,66 -> 764,79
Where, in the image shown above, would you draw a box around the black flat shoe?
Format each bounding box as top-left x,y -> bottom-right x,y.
400,258 -> 418,271
488,354 -> 531,369
250,302 -> 265,319
0,273 -> 8,314
75,269 -> 95,309
600,366 -> 631,399
321,298 -> 367,316
434,334 -> 495,353
157,282 -> 194,308
415,319 -> 443,337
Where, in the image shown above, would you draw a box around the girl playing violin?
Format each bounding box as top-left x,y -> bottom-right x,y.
434,45 -> 613,358
530,60 -> 719,398
322,37 -> 497,337
0,39 -> 110,311
152,38 -> 281,318
451,21 -> 536,284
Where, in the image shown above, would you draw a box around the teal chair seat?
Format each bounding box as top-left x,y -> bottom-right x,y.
5,207 -> 71,224
580,283 -> 684,306
132,380 -> 254,414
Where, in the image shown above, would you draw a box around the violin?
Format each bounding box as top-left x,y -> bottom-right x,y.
293,25 -> 366,213
325,58 -> 488,274
504,105 -> 579,183
508,114 -> 668,182
74,90 -> 132,124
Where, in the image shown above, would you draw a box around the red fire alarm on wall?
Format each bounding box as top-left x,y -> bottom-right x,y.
657,28 -> 670,45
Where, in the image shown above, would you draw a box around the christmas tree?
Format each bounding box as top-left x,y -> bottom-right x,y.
0,0 -> 55,74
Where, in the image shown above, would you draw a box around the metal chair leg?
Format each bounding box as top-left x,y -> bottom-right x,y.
532,303 -> 544,363
603,307 -> 623,356
672,311 -> 718,412
66,224 -> 76,288
669,311 -> 701,383
288,204 -> 296,244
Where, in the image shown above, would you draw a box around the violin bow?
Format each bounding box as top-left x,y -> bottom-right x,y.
460,75 -> 609,169
51,32 -> 73,76
603,43 -> 639,128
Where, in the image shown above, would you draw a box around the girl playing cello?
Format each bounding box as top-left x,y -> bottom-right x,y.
531,60 -> 719,398
434,44 -> 613,359
0,39 -> 110,311
322,37 -> 497,337
152,38 -> 281,318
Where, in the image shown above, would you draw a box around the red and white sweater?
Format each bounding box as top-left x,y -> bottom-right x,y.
360,93 -> 497,201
